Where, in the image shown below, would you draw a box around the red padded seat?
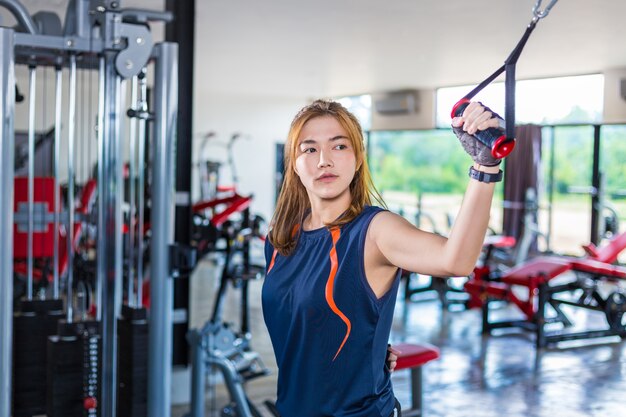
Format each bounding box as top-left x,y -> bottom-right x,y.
570,259 -> 626,279
394,343 -> 440,370
501,256 -> 572,286
582,231 -> 626,264
392,343 -> 440,417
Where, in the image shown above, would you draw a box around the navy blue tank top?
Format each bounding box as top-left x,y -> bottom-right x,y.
262,206 -> 400,417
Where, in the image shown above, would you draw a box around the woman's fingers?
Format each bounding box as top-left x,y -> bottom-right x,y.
387,346 -> 401,372
462,103 -> 499,135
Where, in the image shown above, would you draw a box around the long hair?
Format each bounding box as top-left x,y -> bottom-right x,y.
269,99 -> 385,256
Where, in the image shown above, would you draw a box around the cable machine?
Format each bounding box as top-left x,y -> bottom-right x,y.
0,1 -> 179,417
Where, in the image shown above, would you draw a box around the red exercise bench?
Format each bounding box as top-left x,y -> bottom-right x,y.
392,343 -> 440,417
463,231 -> 626,347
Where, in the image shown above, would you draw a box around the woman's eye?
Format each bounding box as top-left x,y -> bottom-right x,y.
303,147 -> 316,154
334,144 -> 348,150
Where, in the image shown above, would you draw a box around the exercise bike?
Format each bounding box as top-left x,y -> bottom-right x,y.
186,209 -> 271,417
186,132 -> 274,417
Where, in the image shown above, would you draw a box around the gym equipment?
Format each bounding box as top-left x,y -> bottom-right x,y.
192,133 -> 256,257
187,207 -> 268,417
12,48 -> 103,417
405,189 -> 544,310
117,306 -> 148,417
187,320 -> 269,417
46,320 -> 101,417
13,179 -> 97,286
406,184 -> 551,312
11,62 -> 66,417
193,134 -> 253,226
451,99 -> 513,158
464,231 -> 626,348
405,235 -> 518,311
451,0 -> 560,159
193,193 -> 253,229
184,128 -> 268,416
0,2 -> 178,417
393,343 -> 440,417
0,24 -> 14,417
66,53 -> 78,325
116,70 -> 151,417
12,179 -> 64,417
12,298 -> 64,417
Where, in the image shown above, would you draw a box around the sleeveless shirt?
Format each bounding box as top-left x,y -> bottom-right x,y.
262,206 -> 400,417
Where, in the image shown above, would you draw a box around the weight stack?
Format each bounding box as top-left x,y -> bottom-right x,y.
83,325 -> 101,417
117,305 -> 148,417
12,298 -> 64,417
47,320 -> 101,417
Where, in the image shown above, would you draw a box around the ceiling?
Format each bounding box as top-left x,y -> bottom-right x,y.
195,0 -> 626,98
6,0 -> 626,98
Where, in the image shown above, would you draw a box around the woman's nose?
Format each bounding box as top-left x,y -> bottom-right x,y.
317,150 -> 333,168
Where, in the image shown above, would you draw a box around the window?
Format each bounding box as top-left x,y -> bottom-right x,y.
368,74 -> 612,258
541,126 -> 595,256
368,129 -> 504,235
436,74 -> 604,127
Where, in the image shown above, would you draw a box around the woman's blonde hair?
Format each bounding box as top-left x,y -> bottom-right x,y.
269,99 -> 385,256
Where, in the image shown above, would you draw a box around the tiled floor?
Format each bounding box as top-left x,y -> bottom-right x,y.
173,260 -> 626,417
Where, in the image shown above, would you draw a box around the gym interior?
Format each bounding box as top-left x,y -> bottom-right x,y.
1,1 -> 626,416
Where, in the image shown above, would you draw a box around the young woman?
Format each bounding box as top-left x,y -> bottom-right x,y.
262,99 -> 503,417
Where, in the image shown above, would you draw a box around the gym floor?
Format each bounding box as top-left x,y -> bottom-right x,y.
173,259 -> 626,417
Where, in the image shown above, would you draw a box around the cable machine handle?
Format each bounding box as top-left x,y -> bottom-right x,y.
451,98 -> 515,159
448,0 -> 559,160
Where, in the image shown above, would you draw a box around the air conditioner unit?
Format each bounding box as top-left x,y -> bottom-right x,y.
374,90 -> 419,115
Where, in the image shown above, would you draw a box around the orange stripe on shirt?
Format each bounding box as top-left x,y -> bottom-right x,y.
324,227 -> 351,361
267,249 -> 278,274
266,224 -> 300,275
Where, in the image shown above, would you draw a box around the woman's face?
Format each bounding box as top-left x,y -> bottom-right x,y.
294,116 -> 357,204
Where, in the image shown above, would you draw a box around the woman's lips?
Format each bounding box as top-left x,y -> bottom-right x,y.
317,174 -> 338,182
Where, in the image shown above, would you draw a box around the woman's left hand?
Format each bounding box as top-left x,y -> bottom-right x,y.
387,345 -> 400,372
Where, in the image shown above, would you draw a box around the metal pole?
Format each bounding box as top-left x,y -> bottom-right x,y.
136,70 -> 147,306
0,26 -> 15,417
96,56 -> 105,323
547,126 -> 555,251
97,52 -> 124,417
188,329 -> 206,417
148,42 -> 178,417
66,54 -> 77,321
128,75 -> 138,307
27,65 -> 36,300
590,125 -> 601,245
53,66 -> 62,299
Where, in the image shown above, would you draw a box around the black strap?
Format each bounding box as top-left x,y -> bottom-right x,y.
462,20 -> 538,141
